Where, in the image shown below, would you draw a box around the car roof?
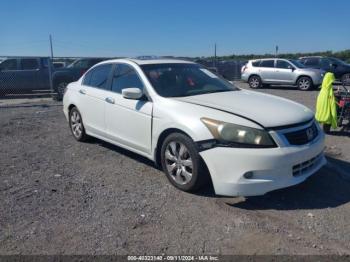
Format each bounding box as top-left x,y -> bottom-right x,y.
250,58 -> 290,62
299,56 -> 324,59
99,58 -> 195,66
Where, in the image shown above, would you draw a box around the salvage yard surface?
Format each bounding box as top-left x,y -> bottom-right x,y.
0,82 -> 350,255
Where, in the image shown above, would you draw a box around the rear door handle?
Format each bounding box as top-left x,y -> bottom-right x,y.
79,89 -> 86,95
105,97 -> 115,104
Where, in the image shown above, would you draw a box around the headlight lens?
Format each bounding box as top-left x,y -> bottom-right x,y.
201,117 -> 276,147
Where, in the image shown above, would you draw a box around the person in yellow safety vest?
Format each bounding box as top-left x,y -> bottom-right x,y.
315,72 -> 338,129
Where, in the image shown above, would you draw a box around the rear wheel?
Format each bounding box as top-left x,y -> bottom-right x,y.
53,82 -> 68,101
248,75 -> 262,89
297,76 -> 313,91
160,133 -> 208,192
323,124 -> 331,134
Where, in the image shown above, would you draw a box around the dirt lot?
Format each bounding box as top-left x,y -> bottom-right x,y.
0,83 -> 350,255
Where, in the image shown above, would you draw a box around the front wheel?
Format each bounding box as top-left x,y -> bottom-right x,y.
297,76 -> 313,91
160,133 -> 208,192
69,107 -> 88,142
248,75 -> 262,89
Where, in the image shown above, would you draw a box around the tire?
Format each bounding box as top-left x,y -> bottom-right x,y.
337,116 -> 344,128
341,73 -> 350,86
248,75 -> 262,89
297,76 -> 313,91
69,107 -> 88,142
54,82 -> 68,101
160,132 -> 208,192
323,124 -> 331,134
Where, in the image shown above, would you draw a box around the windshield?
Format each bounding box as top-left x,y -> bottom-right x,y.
141,63 -> 238,97
289,59 -> 306,68
328,57 -> 348,65
67,59 -> 89,68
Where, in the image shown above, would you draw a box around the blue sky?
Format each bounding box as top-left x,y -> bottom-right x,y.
1,0 -> 349,57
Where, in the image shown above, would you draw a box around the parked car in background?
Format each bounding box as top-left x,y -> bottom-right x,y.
63,58 -> 326,196
299,56 -> 350,85
0,57 -> 51,96
241,58 -> 324,90
217,60 -> 247,81
52,57 -> 106,100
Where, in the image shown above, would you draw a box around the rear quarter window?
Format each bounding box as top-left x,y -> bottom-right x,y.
252,60 -> 260,67
0,59 -> 18,70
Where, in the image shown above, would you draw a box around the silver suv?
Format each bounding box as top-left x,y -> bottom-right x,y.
241,58 -> 324,90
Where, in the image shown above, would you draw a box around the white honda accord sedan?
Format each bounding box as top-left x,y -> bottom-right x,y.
63,58 -> 326,196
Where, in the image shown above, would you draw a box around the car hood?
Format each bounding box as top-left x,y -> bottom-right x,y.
174,90 -> 314,128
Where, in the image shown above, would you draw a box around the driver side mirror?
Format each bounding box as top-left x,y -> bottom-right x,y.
122,88 -> 143,100
330,63 -> 338,68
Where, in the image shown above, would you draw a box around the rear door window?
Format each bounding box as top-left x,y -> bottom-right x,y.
20,59 -> 39,70
252,60 -> 260,67
86,64 -> 112,90
260,60 -> 275,68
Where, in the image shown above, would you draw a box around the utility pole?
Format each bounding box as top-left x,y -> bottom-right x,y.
49,34 -> 54,59
275,45 -> 279,58
214,43 -> 217,68
48,34 -> 54,95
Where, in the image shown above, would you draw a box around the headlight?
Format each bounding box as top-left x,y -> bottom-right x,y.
201,117 -> 276,148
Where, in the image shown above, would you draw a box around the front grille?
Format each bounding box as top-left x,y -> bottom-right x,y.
284,122 -> 318,145
293,153 -> 323,177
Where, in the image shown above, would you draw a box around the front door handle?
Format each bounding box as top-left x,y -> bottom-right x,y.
79,89 -> 86,95
105,97 -> 115,104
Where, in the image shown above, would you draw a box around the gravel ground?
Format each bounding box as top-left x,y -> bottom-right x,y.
0,83 -> 349,255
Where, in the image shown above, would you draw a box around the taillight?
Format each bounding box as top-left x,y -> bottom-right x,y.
241,65 -> 247,73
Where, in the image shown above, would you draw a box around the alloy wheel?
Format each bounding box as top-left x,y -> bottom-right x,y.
164,141 -> 193,185
298,78 -> 311,90
70,111 -> 83,138
249,77 -> 260,88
